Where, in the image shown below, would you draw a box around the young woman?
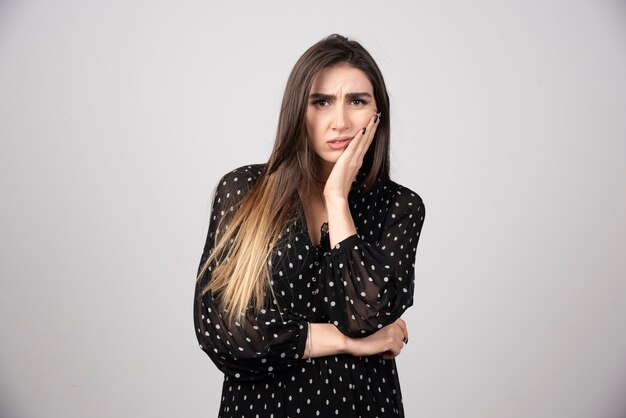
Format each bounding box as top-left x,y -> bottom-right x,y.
194,34 -> 426,417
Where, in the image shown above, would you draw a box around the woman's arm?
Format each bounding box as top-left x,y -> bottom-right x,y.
320,115 -> 426,338
324,114 -> 378,248
194,289 -> 309,380
320,191 -> 425,338
194,166 -> 309,381
301,323 -> 348,358
302,318 -> 409,360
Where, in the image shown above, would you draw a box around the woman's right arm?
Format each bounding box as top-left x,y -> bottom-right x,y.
194,286 -> 309,380
304,318 -> 409,360
194,166 -> 310,381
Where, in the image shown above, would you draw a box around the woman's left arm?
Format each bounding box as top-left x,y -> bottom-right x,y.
320,189 -> 425,338
321,113 -> 426,337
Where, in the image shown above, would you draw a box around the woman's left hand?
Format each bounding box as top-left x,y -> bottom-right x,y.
323,112 -> 380,201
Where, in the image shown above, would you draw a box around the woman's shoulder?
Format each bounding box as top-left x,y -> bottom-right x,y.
209,163 -> 266,207
215,163 -> 265,192
217,163 -> 265,184
379,177 -> 425,211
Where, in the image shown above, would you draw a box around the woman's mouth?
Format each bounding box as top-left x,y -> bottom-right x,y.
327,135 -> 353,150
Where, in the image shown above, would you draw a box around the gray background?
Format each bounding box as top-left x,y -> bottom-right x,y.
1,1 -> 625,417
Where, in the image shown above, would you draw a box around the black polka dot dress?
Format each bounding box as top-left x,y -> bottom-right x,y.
194,164 -> 426,418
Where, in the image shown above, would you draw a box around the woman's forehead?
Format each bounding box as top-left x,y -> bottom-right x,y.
310,65 -> 373,94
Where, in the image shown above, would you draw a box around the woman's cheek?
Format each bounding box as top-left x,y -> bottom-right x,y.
353,108 -> 376,126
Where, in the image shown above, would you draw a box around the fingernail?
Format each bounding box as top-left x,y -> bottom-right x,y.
373,114 -> 379,124
362,127 -> 366,135
377,112 -> 382,121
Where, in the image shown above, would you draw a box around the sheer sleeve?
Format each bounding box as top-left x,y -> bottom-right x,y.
319,185 -> 425,338
193,165 -> 309,381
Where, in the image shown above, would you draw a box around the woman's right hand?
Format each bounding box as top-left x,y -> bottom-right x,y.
344,318 -> 409,360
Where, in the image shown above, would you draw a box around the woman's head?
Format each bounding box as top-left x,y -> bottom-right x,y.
305,64 -> 378,172
268,34 -> 391,190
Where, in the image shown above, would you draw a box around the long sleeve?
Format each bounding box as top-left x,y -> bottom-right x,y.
193,165 -> 309,381
319,184 -> 425,338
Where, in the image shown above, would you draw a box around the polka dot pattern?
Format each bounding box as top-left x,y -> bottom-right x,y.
194,164 -> 426,417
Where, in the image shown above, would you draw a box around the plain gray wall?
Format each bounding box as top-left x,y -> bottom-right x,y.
1,1 -> 625,417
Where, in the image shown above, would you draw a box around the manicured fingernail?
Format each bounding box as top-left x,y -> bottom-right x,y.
377,112 -> 382,121
373,114 -> 379,123
361,127 -> 366,135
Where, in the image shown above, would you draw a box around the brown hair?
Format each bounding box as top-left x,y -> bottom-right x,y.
196,34 -> 392,325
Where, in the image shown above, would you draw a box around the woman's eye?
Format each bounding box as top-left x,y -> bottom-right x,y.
351,99 -> 367,105
312,99 -> 329,107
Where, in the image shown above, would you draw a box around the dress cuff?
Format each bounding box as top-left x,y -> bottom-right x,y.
325,233 -> 360,257
295,319 -> 310,360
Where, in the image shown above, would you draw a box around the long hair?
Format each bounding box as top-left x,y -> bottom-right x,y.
196,34 -> 392,326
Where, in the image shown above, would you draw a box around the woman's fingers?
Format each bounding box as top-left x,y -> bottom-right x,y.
346,113 -> 380,167
323,111 -> 381,199
348,317 -> 409,360
380,318 -> 409,360
338,111 -> 380,163
353,112 -> 380,161
394,318 -> 409,345
381,340 -> 403,360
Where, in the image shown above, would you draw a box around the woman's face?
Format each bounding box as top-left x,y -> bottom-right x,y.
305,65 -> 378,170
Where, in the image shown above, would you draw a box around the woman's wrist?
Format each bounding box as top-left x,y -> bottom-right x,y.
323,193 -> 348,207
325,198 -> 357,248
304,323 -> 350,359
343,334 -> 355,356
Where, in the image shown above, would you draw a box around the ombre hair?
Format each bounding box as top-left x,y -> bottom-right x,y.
196,34 -> 392,326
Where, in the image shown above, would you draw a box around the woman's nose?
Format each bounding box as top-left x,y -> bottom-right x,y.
331,105 -> 349,131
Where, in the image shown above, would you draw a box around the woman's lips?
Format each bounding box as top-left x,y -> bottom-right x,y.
327,135 -> 354,150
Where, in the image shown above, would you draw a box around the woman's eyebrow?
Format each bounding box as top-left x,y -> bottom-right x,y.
309,93 -> 334,101
309,92 -> 373,100
346,92 -> 372,100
